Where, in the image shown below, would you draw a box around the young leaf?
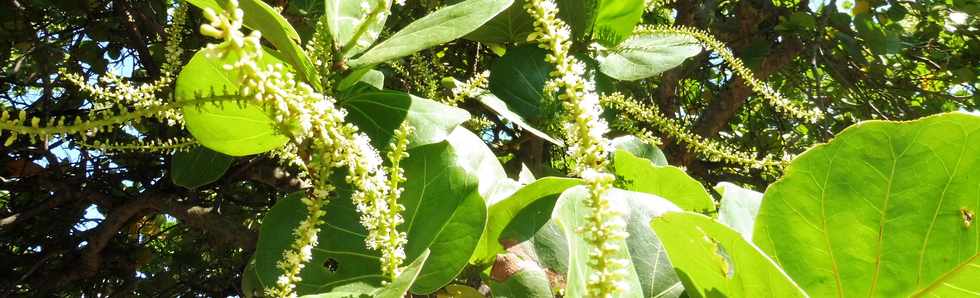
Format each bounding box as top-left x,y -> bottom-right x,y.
186,0 -> 321,90
324,0 -> 391,58
650,212 -> 808,298
348,0 -> 513,67
340,91 -> 469,149
597,31 -> 702,81
754,112 -> 980,297
171,146 -> 234,189
714,182 -> 763,240
175,49 -> 288,156
614,149 -> 715,212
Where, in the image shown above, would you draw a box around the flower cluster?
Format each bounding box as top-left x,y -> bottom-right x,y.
447,70 -> 490,105
525,0 -> 629,296
637,25 -> 822,122
378,123 -> 413,279
198,1 -> 406,296
3,1 -> 194,153
601,93 -> 784,174
161,0 -> 188,77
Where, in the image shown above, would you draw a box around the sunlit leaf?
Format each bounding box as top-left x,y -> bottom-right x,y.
350,0 -> 513,67
755,112 -> 980,297
651,212 -> 807,297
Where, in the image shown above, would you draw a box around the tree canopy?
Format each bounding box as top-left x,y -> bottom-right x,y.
1,0 -> 977,296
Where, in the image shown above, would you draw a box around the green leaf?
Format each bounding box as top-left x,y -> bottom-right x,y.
614,149 -> 715,212
400,128 -> 496,293
714,182 -> 762,240
597,31 -> 702,81
488,45 -> 552,120
912,255 -> 980,297
464,0 -> 534,44
472,177 -> 581,264
350,0 -> 513,67
373,250 -> 430,298
611,135 -> 667,166
555,186 -> 684,298
650,212 -> 807,298
171,146 -> 234,189
340,91 -> 470,149
186,0 -> 321,90
754,112 -> 980,297
324,0 -> 391,58
175,49 -> 289,156
296,251 -> 427,298
592,0 -> 644,46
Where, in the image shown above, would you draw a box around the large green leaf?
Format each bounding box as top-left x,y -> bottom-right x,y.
175,49 -> 288,156
650,212 -> 807,298
597,31 -> 702,81
324,0 -> 391,58
471,177 -> 581,264
349,0 -> 513,67
340,91 -> 469,149
171,146 -> 234,189
488,45 -> 552,120
714,182 -> 762,240
554,186 -> 684,298
614,149 -> 715,212
400,128 -> 497,293
592,0 -> 644,46
464,0 -> 534,44
754,112 -> 980,297
254,192 -> 378,296
187,0 -> 321,90
254,128 -> 500,295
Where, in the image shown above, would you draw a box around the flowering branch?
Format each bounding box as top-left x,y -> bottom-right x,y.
197,1 -> 403,296
525,0 -> 629,296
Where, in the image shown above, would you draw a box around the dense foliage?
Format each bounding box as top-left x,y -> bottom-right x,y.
1,0 -> 978,296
